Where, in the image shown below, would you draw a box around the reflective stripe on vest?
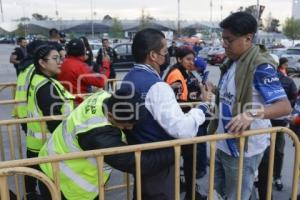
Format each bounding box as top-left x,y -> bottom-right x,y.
27,74 -> 74,152
39,92 -> 113,200
14,64 -> 35,118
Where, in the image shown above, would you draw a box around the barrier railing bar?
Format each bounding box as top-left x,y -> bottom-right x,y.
0,126 -> 5,161
16,124 -> 23,159
0,175 -> 9,199
292,134 -> 300,200
0,167 -> 61,200
236,137 -> 245,200
51,161 -> 60,195
40,121 -> 47,143
96,156 -> 105,200
174,145 -> 181,200
0,127 -> 294,169
191,143 -> 197,200
7,125 -> 16,160
125,173 -> 131,200
266,132 -> 276,200
208,141 -> 216,200
134,151 -> 141,200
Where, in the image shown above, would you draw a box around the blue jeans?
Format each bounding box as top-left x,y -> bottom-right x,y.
214,149 -> 264,200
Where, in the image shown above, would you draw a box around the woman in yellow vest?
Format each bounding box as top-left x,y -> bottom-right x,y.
26,45 -> 74,199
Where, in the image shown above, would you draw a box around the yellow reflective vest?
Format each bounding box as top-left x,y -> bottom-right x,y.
39,91 -> 114,200
27,73 -> 74,152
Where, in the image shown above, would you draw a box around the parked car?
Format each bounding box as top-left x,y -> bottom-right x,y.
112,43 -> 134,71
198,46 -> 212,61
281,47 -> 300,75
207,46 -> 226,65
89,42 -> 102,58
0,37 -> 14,44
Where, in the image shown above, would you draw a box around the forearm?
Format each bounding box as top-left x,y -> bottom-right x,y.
104,148 -> 174,176
262,99 -> 292,119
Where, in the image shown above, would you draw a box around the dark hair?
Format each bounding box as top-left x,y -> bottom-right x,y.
66,38 -> 85,57
27,40 -> 46,55
132,28 -> 165,63
101,38 -> 109,43
176,45 -> 195,59
34,45 -> 58,71
220,11 -> 257,36
279,57 -> 288,66
80,36 -> 92,52
103,90 -> 145,124
17,37 -> 25,43
49,28 -> 59,38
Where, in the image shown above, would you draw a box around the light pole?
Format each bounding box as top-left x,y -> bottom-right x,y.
210,0 -> 213,33
90,0 -> 95,39
256,0 -> 260,22
177,0 -> 180,36
0,0 -> 4,22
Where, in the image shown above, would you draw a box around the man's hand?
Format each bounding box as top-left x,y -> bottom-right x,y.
225,112 -> 254,134
200,82 -> 213,102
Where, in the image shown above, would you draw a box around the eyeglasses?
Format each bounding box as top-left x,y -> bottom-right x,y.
221,36 -> 240,46
155,51 -> 168,57
44,56 -> 63,64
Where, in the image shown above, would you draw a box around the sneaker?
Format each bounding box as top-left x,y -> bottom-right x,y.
274,178 -> 283,191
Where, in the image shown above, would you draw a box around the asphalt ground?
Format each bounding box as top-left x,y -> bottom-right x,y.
0,44 -> 299,199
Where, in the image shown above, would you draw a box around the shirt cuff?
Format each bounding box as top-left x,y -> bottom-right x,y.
197,103 -> 209,114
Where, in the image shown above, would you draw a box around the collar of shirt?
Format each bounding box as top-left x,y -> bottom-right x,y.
134,64 -> 161,79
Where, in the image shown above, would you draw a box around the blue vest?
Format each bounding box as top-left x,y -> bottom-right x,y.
121,65 -> 174,144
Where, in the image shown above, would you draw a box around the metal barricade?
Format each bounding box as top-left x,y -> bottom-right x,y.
0,78 -> 119,102
0,126 -> 298,200
0,115 -> 133,200
0,82 -> 17,100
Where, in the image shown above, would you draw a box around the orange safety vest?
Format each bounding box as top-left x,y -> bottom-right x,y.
165,68 -> 188,101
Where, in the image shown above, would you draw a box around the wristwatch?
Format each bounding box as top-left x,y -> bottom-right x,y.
246,110 -> 259,118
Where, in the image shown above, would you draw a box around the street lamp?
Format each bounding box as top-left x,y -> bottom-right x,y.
177,0 -> 180,36
90,0 -> 95,39
0,0 -> 4,22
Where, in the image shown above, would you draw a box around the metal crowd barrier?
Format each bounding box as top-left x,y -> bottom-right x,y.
0,115 -> 132,200
0,79 -> 119,102
0,125 -> 298,200
0,82 -> 17,100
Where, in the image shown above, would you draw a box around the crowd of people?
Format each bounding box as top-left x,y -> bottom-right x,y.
8,11 -> 300,200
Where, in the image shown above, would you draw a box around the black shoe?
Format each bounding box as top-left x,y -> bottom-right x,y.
274,178 -> 283,191
184,192 -> 207,200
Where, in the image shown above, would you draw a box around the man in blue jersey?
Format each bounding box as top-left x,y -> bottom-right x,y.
208,12 -> 292,200
120,28 -> 212,200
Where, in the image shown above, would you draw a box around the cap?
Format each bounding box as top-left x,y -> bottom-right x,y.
194,56 -> 207,71
66,38 -> 85,56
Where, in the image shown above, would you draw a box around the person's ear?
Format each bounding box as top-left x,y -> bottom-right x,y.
149,50 -> 157,61
38,59 -> 47,70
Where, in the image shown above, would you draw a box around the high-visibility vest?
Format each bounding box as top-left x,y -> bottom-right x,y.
165,68 -> 188,101
13,64 -> 35,118
27,73 -> 74,152
39,91 -> 114,200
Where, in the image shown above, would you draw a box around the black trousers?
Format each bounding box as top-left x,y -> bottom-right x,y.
25,150 -> 39,194
257,120 -> 286,200
182,122 -> 208,199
